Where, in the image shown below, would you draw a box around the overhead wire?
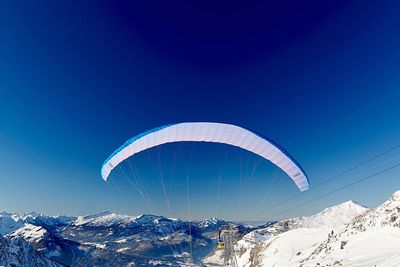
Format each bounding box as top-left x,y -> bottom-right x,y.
261,160 -> 400,222
249,143 -> 400,219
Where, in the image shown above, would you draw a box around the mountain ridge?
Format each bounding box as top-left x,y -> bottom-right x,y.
231,190 -> 400,267
2,190 -> 400,266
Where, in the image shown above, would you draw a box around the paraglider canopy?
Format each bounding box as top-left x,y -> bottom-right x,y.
101,122 -> 309,191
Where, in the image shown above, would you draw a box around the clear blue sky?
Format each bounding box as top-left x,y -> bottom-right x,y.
1,1 -> 400,221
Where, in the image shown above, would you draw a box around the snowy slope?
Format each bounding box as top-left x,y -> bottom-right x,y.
303,190 -> 400,266
303,227 -> 400,267
0,234 -> 63,267
238,228 -> 329,267
203,248 -> 224,266
265,200 -> 368,235
232,200 -> 369,267
0,212 -> 75,236
234,190 -> 400,267
4,191 -> 399,267
10,224 -> 48,244
74,211 -> 127,226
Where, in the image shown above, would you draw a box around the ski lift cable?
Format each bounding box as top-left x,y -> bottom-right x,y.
262,160 -> 400,221
250,143 -> 400,219
252,148 -> 400,220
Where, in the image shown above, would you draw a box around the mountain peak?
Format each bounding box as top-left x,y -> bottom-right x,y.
82,211 -> 112,219
261,199 -> 369,234
321,200 -> 367,212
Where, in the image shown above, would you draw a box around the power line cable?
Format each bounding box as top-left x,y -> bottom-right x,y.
249,143 -> 400,219
262,160 -> 400,221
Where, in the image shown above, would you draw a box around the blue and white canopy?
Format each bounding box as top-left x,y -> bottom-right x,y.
101,122 -> 309,191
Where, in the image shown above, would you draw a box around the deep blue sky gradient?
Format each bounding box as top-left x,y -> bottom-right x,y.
1,1 -> 400,220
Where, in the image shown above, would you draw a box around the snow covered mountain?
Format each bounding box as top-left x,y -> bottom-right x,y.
2,191 -> 400,266
0,211 -> 257,266
261,200 -> 368,236
204,199 -> 368,266
304,190 -> 400,266
228,191 -> 400,267
0,234 -> 63,267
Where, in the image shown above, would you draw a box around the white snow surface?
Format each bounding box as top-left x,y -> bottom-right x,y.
203,249 -> 224,266
270,200 -> 368,232
237,228 -> 330,267
204,199 -> 368,266
74,212 -> 165,227
234,190 -> 400,267
2,190 -> 400,266
9,224 -> 47,244
304,226 -> 400,267
75,211 -> 131,226
303,190 -> 400,266
0,211 -> 74,236
197,217 -> 221,228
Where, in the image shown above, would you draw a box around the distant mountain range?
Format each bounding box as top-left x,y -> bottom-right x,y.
0,211 -> 271,266
1,190 -> 400,266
